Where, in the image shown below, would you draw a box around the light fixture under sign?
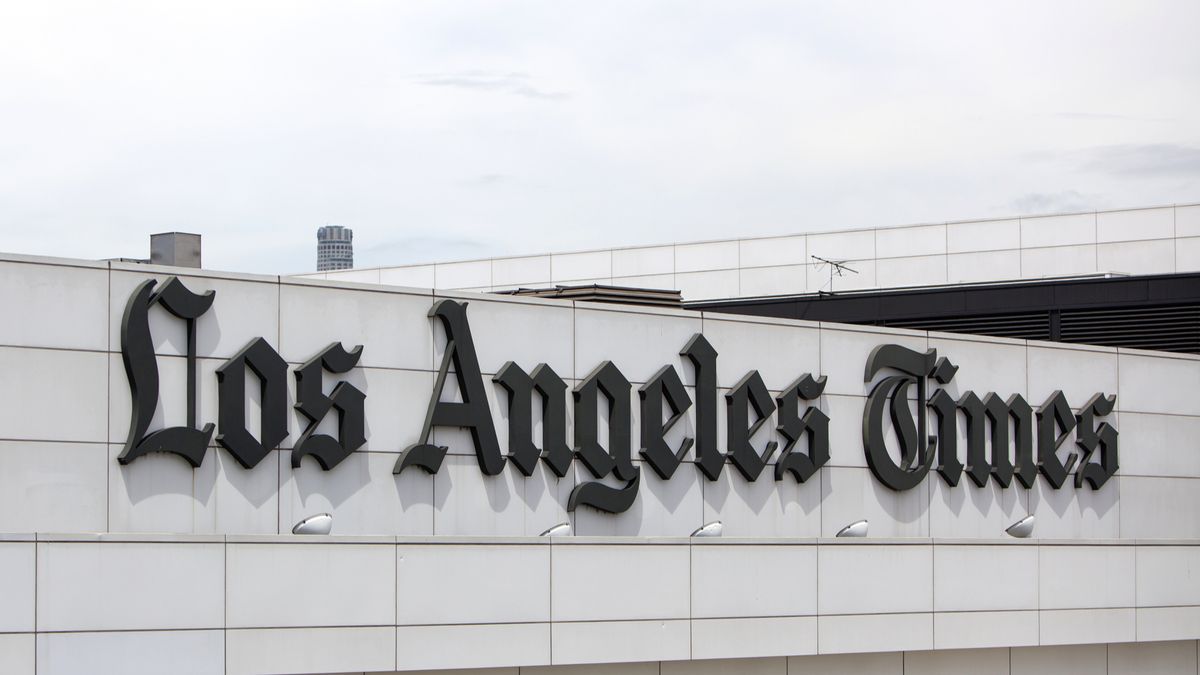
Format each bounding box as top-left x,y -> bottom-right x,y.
691,521 -> 723,537
292,513 -> 333,535
1005,515 -> 1035,538
836,519 -> 868,537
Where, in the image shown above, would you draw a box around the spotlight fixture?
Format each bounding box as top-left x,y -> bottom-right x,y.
691,521 -> 724,537
1005,515 -> 1035,538
292,513 -> 333,535
835,519 -> 868,538
539,522 -> 571,537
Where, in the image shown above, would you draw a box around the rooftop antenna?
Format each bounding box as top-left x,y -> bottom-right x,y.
811,255 -> 858,293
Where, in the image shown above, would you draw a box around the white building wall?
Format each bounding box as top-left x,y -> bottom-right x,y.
1,253 -> 1199,673
305,203 -> 1200,300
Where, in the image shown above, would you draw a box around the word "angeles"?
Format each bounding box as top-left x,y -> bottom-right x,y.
119,277 -> 1118,515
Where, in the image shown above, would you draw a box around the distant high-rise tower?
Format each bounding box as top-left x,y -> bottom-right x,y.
317,225 -> 353,271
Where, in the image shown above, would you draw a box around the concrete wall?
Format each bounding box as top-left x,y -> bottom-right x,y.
4,536 -> 1200,674
304,203 -> 1200,299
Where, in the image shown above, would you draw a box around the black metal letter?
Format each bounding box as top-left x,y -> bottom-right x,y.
1075,393 -> 1119,489
569,361 -> 640,513
292,343 -> 366,470
861,345 -> 936,491
118,277 -> 216,467
775,374 -> 828,483
639,365 -> 694,480
681,334 -> 724,480
395,300 -> 503,476
1035,390 -> 1078,489
215,337 -> 289,469
725,371 -> 778,481
494,362 -> 572,477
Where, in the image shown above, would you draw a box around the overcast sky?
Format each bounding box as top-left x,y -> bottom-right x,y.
1,2 -> 1198,274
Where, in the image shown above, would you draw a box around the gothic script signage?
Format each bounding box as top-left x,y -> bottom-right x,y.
119,277 -> 1119,514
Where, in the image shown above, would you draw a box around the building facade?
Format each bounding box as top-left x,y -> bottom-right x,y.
317,225 -> 354,271
0,238 -> 1199,673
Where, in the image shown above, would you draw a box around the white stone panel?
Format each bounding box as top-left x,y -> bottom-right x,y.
227,626 -> 396,675
325,268 -> 380,284
740,235 -> 807,269
492,256 -> 551,286
930,333 -> 1028,400
109,270 -> 281,361
663,655 -> 788,675
1119,352 -> 1200,416
1120,477 -> 1200,538
933,545 -> 1038,611
1177,237 -> 1200,272
701,465 -> 822,538
574,307 -> 702,385
817,612 -> 932,654
691,544 -> 816,618
1097,206 -> 1176,242
1009,643 -> 1108,675
1178,204 -> 1200,236
1137,606 -> 1200,642
551,544 -> 689,621
1098,239 -> 1176,275
1020,212 -> 1096,248
876,224 -> 947,259
0,543 -> 33,632
675,270 -> 739,301
0,260 -> 108,351
396,623 -> 551,670
903,647 -> 1010,675
824,395 -> 866,468
818,544 -> 932,615
0,441 -> 106,533
819,326 -> 928,397
1026,343 -> 1118,407
611,274 -> 675,290
674,241 -> 739,273
433,455 -> 572,537
690,618 -> 815,660
820,467 -> 929,538
1108,640 -> 1198,675
225,542 -> 395,628
875,255 -> 948,288
788,651 -> 902,675
946,218 -> 1021,253
946,250 -> 1022,284
380,264 -> 436,289
808,229 -> 875,262
1137,546 -> 1200,607
738,265 -> 807,296
1039,544 -> 1134,609
193,447 -> 279,535
37,542 -> 224,631
1021,244 -> 1098,278
1028,476 -> 1120,538
36,630 -> 224,675
0,634 -> 32,675
280,450 -> 434,536
552,251 -> 613,282
1109,413 -> 1200,478
572,461 -> 701,538
932,610 -> 1039,650
108,442 -> 196,533
551,620 -> 689,665
1039,607 -> 1135,645
396,544 -> 549,625
0,347 -> 106,443
928,478 -> 1028,539
524,663 -> 653,675
435,294 -> 575,379
279,282 -> 432,370
612,246 -> 673,277
702,316 -> 820,391
434,260 -> 491,289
